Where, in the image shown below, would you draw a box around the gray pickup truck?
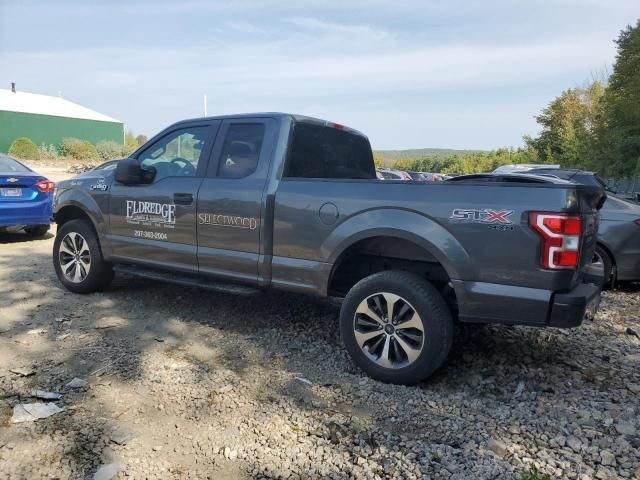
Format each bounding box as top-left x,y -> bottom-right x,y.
53,113 -> 605,384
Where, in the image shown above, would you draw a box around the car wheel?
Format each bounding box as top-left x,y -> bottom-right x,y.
53,219 -> 113,293
593,245 -> 613,288
24,224 -> 50,237
340,271 -> 453,385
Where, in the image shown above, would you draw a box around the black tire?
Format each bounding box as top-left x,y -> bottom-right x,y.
340,271 -> 453,385
53,219 -> 113,293
594,244 -> 613,288
24,224 -> 50,237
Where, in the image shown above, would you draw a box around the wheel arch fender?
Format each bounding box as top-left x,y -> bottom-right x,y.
323,208 -> 475,283
54,189 -> 106,236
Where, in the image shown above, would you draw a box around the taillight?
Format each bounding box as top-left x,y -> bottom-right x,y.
635,219 -> 640,227
35,180 -> 55,192
530,213 -> 582,269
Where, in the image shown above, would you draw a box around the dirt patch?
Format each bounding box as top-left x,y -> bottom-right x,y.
0,229 -> 639,479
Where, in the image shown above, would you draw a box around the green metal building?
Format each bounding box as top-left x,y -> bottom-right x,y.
0,86 -> 123,153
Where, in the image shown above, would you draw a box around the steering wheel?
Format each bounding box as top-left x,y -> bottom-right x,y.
170,157 -> 197,176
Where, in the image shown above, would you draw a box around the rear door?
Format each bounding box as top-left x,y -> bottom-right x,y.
196,117 -> 277,283
107,121 -> 219,272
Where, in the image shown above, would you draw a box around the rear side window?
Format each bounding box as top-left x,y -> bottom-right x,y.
217,123 -> 265,179
285,123 -> 375,179
0,155 -> 30,173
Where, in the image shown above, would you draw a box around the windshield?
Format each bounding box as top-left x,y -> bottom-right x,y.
0,154 -> 31,173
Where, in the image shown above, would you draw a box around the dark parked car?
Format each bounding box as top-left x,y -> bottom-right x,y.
378,169 -> 410,180
405,171 -> 425,181
496,166 -> 640,283
0,153 -> 54,236
53,113 -> 604,384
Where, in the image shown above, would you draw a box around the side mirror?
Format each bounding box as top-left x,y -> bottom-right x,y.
114,158 -> 154,185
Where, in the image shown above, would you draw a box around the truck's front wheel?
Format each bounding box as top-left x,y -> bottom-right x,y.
53,219 -> 113,293
340,271 -> 453,385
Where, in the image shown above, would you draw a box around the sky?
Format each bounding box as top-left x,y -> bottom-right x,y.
0,0 -> 638,150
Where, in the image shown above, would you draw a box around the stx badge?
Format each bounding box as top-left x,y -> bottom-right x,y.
449,208 -> 514,224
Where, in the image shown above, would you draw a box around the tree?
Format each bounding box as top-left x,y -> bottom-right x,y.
135,134 -> 148,146
96,140 -> 129,161
60,138 -> 99,161
389,147 -> 539,174
600,20 -> 640,177
124,130 -> 138,155
8,137 -> 40,160
525,83 -> 605,171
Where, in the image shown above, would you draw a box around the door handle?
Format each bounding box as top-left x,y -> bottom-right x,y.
174,193 -> 193,205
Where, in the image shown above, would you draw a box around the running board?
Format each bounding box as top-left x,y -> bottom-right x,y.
113,264 -> 261,296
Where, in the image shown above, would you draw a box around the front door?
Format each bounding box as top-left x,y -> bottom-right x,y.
107,122 -> 219,272
196,118 -> 277,283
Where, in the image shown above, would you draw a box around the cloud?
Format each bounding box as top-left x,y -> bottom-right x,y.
284,17 -> 387,38
1,0 -> 635,148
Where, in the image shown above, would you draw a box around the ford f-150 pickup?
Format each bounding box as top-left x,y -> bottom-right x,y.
52,113 -> 605,384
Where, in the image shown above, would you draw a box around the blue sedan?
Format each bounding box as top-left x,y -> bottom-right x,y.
0,153 -> 54,236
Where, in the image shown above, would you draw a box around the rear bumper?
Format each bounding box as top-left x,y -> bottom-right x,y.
548,282 -> 600,327
453,279 -> 601,328
0,198 -> 53,228
0,215 -> 52,228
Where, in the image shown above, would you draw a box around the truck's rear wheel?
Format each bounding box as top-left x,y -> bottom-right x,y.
53,219 -> 113,293
340,271 -> 453,385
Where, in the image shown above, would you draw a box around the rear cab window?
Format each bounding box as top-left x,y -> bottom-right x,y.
0,155 -> 31,173
284,122 -> 376,179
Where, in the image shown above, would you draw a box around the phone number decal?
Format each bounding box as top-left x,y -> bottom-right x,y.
134,230 -> 168,240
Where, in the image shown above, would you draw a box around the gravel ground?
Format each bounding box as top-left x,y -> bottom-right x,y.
0,227 -> 639,480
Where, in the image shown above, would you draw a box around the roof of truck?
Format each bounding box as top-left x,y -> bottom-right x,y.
177,112 -> 368,137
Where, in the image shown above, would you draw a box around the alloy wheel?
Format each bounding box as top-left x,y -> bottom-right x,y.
59,232 -> 92,283
353,292 -> 425,369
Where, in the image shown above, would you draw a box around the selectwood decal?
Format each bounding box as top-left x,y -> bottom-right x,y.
126,200 -> 176,228
198,213 -> 257,230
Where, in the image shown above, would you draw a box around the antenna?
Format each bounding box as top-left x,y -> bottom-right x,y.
203,94 -> 208,117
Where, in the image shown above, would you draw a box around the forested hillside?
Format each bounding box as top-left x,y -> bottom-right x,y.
377,19 -> 640,177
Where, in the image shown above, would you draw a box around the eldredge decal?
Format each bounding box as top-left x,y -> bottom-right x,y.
126,200 -> 176,227
449,208 -> 514,225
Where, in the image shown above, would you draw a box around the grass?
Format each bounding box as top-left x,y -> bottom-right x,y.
520,465 -> 552,480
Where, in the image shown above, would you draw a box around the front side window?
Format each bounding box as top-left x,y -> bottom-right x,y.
139,126 -> 209,182
217,123 -> 266,179
285,123 -> 375,179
